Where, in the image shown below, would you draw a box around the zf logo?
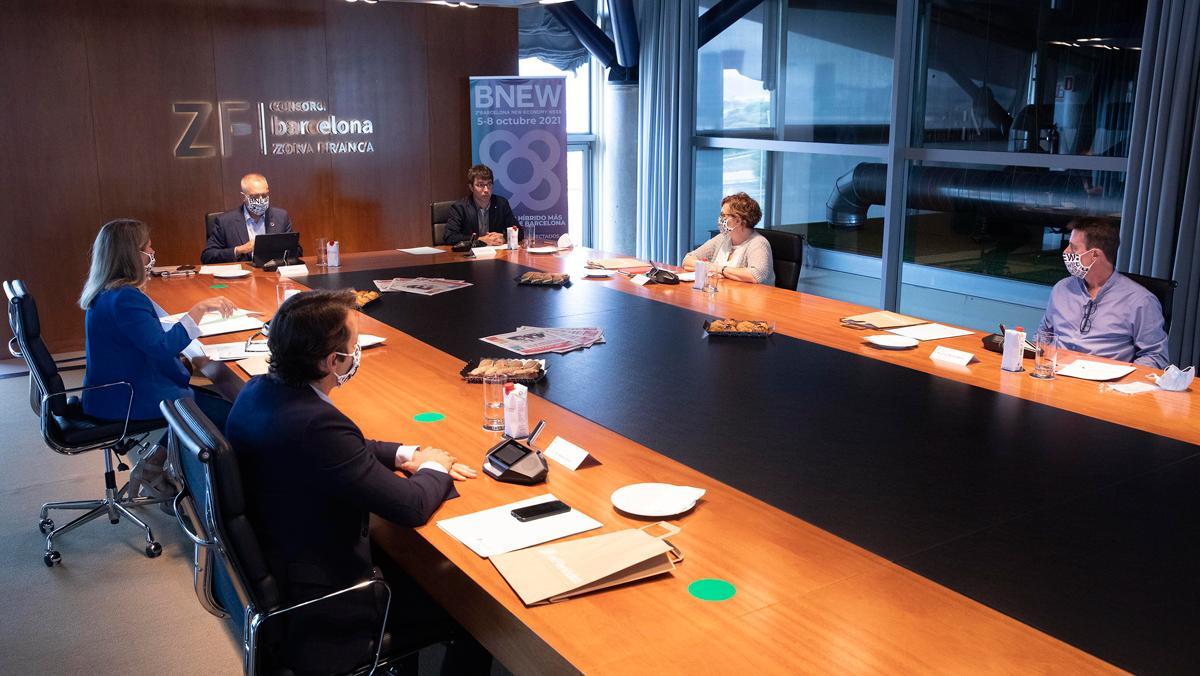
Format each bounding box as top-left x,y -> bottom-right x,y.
173,101 -> 264,158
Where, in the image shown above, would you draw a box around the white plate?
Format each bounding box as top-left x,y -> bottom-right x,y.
527,246 -> 559,254
583,270 -> 614,278
865,334 -> 919,349
610,483 -> 706,518
212,268 -> 250,279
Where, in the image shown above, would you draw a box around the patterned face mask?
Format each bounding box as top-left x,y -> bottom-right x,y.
245,195 -> 270,217
141,249 -> 156,275
332,344 -> 361,387
1062,250 -> 1092,279
718,215 -> 733,234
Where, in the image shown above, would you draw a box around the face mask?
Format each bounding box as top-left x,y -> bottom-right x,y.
332,344 -> 361,387
141,249 -> 156,274
718,215 -> 733,235
1152,365 -> 1195,392
246,195 -> 269,217
1062,251 -> 1092,279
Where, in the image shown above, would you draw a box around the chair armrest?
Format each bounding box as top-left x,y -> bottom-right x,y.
246,577 -> 392,675
173,491 -> 217,547
40,382 -> 135,454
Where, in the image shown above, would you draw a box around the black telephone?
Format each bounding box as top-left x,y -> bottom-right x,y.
646,264 -> 680,285
452,234 -> 478,253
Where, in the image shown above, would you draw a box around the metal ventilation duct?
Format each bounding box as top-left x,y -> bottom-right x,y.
826,163 -> 1122,229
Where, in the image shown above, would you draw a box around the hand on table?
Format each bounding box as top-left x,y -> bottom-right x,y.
234,241 -> 254,256
186,296 -> 235,325
447,462 -> 477,481
404,446 -> 455,473
479,232 -> 505,246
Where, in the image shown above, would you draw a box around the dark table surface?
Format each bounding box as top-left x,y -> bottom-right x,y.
306,260 -> 1200,674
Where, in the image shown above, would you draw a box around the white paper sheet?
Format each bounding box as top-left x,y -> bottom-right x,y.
198,264 -> 244,275
1108,381 -> 1158,395
201,341 -> 261,361
1057,359 -> 1136,381
886,323 -> 974,341
161,310 -> 263,338
436,494 -> 602,558
398,247 -> 445,255
675,271 -> 696,282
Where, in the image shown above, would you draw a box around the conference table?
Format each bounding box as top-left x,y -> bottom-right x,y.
148,246 -> 1199,674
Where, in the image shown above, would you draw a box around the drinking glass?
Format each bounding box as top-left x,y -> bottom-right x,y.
316,237 -> 328,267
704,266 -> 720,293
482,375 -> 507,431
276,279 -> 301,308
1031,329 -> 1057,380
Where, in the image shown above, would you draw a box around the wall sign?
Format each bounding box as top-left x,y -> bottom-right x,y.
172,99 -> 375,158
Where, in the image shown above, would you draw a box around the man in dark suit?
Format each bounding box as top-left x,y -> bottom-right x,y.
443,164 -> 520,246
201,173 -> 294,263
225,289 -> 486,674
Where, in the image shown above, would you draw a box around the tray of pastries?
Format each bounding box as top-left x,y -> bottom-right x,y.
352,290 -> 381,309
460,358 -> 548,384
703,318 -> 775,337
515,272 -> 571,287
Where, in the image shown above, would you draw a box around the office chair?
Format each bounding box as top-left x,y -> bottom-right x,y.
1124,272 -> 1178,333
4,280 -> 169,566
759,229 -> 805,291
430,201 -> 454,246
162,397 -> 401,675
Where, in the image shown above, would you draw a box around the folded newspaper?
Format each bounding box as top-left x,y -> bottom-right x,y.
481,326 -> 605,356
372,277 -> 472,296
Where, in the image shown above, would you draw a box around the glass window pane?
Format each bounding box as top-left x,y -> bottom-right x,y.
914,0 -> 1147,156
779,153 -> 886,306
783,1 -> 896,143
518,57 -> 591,134
898,159 -> 1126,331
696,2 -> 773,136
567,148 -> 586,245
693,148 -> 768,247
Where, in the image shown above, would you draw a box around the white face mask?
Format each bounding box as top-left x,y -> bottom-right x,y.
332,344 -> 361,387
1062,251 -> 1092,279
141,249 -> 156,274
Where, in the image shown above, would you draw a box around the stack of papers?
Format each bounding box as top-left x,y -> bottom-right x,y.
437,494 -> 602,558
481,326 -> 605,356
840,311 -> 927,330
198,264 -> 243,275
372,277 -> 472,296
586,257 -> 648,270
886,323 -> 973,341
397,246 -> 445,255
161,309 -> 263,337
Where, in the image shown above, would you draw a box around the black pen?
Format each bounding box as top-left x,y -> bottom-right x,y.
999,323 -> 1006,335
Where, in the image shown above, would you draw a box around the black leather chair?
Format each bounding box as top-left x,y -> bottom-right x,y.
162,397 -> 398,675
1124,272 -> 1178,333
4,280 -> 168,566
759,229 -> 805,290
430,201 -> 454,246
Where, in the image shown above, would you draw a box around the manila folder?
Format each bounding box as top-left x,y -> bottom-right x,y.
491,528 -> 680,606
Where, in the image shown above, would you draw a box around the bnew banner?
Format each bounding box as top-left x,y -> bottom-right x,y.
469,76 -> 568,240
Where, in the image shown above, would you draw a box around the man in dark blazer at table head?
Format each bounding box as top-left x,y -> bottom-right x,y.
443,164 -> 520,247
200,173 -> 293,264
225,289 -> 487,674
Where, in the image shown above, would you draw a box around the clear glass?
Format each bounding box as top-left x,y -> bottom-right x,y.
519,57 -> 591,134
1031,329 -> 1058,379
315,237 -> 328,267
914,0 -> 1147,155
276,279 -> 301,308
697,1 -> 772,135
482,375 -> 507,432
705,265 -> 720,293
782,1 -> 896,143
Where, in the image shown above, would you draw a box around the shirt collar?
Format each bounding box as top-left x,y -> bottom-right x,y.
1073,269 -> 1120,301
309,383 -> 333,405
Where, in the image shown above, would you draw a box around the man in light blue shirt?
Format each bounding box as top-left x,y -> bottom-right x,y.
1038,217 -> 1169,368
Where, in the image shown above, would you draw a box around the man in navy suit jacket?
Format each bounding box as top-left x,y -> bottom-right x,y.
225,289 -> 486,674
443,164 -> 519,246
201,173 -> 294,264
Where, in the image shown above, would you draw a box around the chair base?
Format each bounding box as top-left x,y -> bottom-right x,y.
38,447 -> 171,566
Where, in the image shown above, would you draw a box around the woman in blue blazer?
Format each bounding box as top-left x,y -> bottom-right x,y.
79,218 -> 235,428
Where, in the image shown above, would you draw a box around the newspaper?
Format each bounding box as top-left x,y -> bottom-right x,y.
481,326 -> 606,356
373,277 -> 472,295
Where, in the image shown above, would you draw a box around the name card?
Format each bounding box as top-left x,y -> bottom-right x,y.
277,264 -> 309,278
472,247 -> 497,259
543,436 -> 591,471
630,274 -> 651,286
930,345 -> 975,366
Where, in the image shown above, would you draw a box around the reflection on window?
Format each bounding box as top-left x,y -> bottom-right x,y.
779,153 -> 887,257
697,2 -> 772,134
518,57 -> 592,134
901,161 -> 1125,284
784,0 -> 896,143
916,0 -> 1147,156
693,148 -> 768,246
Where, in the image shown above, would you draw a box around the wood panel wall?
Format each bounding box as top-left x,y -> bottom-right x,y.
0,0 -> 517,352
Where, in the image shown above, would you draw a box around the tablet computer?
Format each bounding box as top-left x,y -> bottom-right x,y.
252,232 -> 301,268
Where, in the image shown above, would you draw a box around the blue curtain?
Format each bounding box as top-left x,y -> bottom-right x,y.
1120,0 -> 1200,365
519,4 -> 593,73
635,0 -> 698,264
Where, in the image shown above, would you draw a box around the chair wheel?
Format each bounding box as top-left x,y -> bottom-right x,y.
145,542 -> 162,558
44,550 -> 61,567
38,518 -> 54,535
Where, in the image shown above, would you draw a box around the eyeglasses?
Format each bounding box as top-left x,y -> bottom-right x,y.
244,330 -> 269,353
1080,299 -> 1096,335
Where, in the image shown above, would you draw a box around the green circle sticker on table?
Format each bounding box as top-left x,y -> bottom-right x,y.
413,412 -> 445,423
688,578 -> 736,601
210,284 -> 228,289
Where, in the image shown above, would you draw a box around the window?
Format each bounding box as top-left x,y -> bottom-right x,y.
696,1 -> 773,135
693,148 -> 768,247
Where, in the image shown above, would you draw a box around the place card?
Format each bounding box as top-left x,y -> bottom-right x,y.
930,345 -> 975,366
471,247 -> 497,259
543,436 -> 591,471
277,264 -> 309,278
630,274 -> 651,286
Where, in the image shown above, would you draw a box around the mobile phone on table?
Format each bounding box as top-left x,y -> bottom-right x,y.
511,500 -> 570,522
